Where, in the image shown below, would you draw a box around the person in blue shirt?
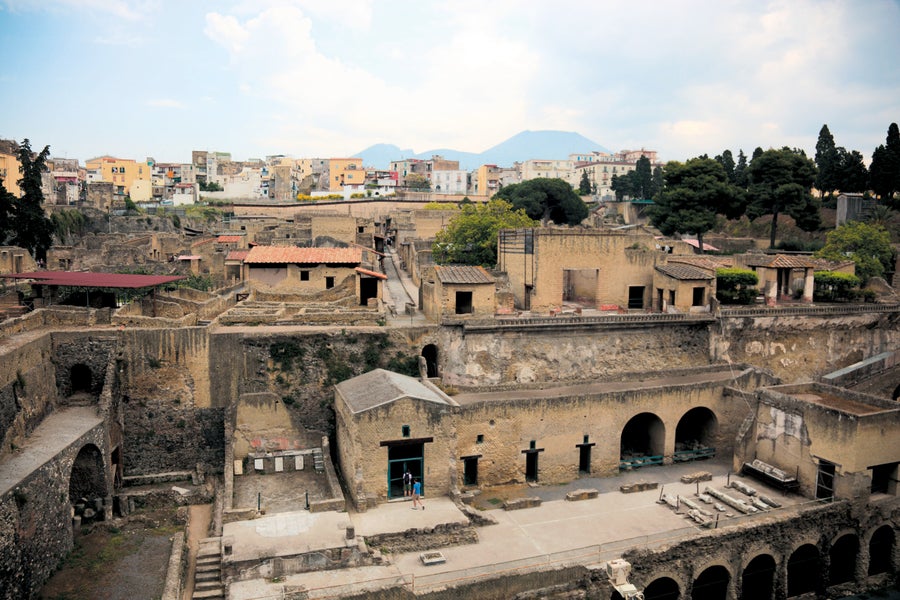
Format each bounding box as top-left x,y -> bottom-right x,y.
412,478 -> 424,510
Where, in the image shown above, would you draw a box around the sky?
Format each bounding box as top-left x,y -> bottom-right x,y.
1,0 -> 899,166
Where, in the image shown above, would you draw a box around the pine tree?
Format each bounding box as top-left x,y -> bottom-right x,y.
734,150 -> 749,188
11,139 -> 55,261
747,147 -> 820,248
814,124 -> 839,198
714,150 -> 736,183
578,169 -> 592,195
869,123 -> 900,202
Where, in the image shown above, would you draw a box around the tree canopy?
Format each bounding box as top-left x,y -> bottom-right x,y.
0,139 -> 54,261
815,221 -> 893,282
649,158 -> 741,253
610,155 -> 658,201
432,199 -> 536,266
814,124 -> 840,198
578,170 -> 592,195
870,122 -> 900,202
747,147 -> 821,248
404,173 -> 431,191
494,177 -> 588,225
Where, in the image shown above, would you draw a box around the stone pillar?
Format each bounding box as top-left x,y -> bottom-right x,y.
802,269 -> 814,303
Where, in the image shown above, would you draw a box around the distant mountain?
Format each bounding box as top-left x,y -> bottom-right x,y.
354,130 -> 610,171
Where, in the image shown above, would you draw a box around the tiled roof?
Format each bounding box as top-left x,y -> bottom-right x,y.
226,250 -> 250,261
681,238 -> 721,252
336,369 -> 452,414
217,235 -> 243,243
190,237 -> 216,248
355,267 -> 387,280
434,265 -> 495,285
746,254 -> 816,269
668,256 -> 733,270
243,245 -> 362,265
655,264 -> 715,280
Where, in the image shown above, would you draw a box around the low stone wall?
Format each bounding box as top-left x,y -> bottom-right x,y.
364,522 -> 478,553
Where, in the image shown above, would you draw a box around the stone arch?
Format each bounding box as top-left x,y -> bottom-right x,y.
421,344 -> 439,378
620,412 -> 665,461
675,406 -> 718,454
829,532 -> 859,585
70,363 -> 93,394
867,524 -> 895,576
692,564 -> 730,600
69,444 -> 106,504
741,553 -> 776,600
642,576 -> 680,600
787,543 -> 820,597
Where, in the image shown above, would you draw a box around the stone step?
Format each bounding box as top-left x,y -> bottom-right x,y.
194,580 -> 223,591
197,552 -> 220,562
197,546 -> 221,559
195,566 -> 221,579
192,588 -> 225,600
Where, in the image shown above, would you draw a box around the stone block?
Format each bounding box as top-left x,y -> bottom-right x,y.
680,471 -> 712,484
503,496 -> 542,510
565,488 -> 599,501
619,481 -> 658,494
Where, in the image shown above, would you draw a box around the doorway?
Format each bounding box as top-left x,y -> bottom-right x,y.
579,445 -> 591,474
525,453 -> 538,482
463,456 -> 479,486
387,443 -> 423,499
816,460 -> 836,500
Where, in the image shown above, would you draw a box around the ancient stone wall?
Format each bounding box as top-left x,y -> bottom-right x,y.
0,335 -> 57,458
51,333 -> 116,399
713,310 -> 900,382
437,321 -> 712,386
0,421 -> 109,600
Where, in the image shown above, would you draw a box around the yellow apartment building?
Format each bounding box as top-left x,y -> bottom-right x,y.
0,150 -> 21,196
85,156 -> 152,196
328,158 -> 364,192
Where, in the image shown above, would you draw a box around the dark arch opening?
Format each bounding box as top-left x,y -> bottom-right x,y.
69,444 -> 106,505
422,344 -> 438,378
830,533 -> 859,585
869,525 -> 895,576
742,554 -> 776,600
644,576 -> 680,600
788,544 -> 820,597
893,382 -> 900,401
693,565 -> 730,600
70,363 -> 92,394
675,406 -> 718,454
621,412 -> 665,463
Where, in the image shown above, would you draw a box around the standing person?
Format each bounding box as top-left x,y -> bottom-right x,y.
403,469 -> 412,497
412,478 -> 424,510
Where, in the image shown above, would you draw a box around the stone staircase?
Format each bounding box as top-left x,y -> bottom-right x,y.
313,448 -> 325,473
192,537 -> 225,600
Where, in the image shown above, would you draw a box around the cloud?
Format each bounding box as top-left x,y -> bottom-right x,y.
147,98 -> 185,109
4,0 -> 156,21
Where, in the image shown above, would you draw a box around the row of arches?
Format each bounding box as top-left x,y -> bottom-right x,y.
617,526 -> 896,599
620,407 -> 718,464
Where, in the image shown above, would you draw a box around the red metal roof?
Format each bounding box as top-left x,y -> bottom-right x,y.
244,246 -> 362,265
1,271 -> 186,288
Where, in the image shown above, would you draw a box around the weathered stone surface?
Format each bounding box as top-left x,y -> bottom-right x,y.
620,481 -> 658,494
565,488 -> 599,501
503,496 -> 542,510
680,471 -> 712,484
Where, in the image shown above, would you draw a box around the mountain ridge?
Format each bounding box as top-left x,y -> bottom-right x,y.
354,130 -> 611,171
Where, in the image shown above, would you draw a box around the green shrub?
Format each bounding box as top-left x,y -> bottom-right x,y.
813,271 -> 861,302
716,268 -> 759,304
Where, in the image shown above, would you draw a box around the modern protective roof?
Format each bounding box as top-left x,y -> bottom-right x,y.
655,264 -> 715,281
335,369 -> 453,414
244,245 -> 362,265
434,265 -> 495,285
1,271 -> 185,288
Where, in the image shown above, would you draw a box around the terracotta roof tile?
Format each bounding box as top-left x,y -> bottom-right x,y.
244,245 -> 362,265
226,250 -> 250,261
655,264 -> 715,280
355,267 -> 387,280
217,235 -> 243,243
190,237 -> 216,248
746,254 -> 816,269
434,265 -> 495,284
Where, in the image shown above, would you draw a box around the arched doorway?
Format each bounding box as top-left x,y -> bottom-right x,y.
421,344 -> 438,378
620,412 -> 665,466
787,544 -> 820,597
868,525 -> 895,576
741,554 -> 776,599
829,533 -> 859,585
69,444 -> 106,518
692,565 -> 730,600
674,407 -> 717,459
70,363 -> 92,394
643,576 -> 679,600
